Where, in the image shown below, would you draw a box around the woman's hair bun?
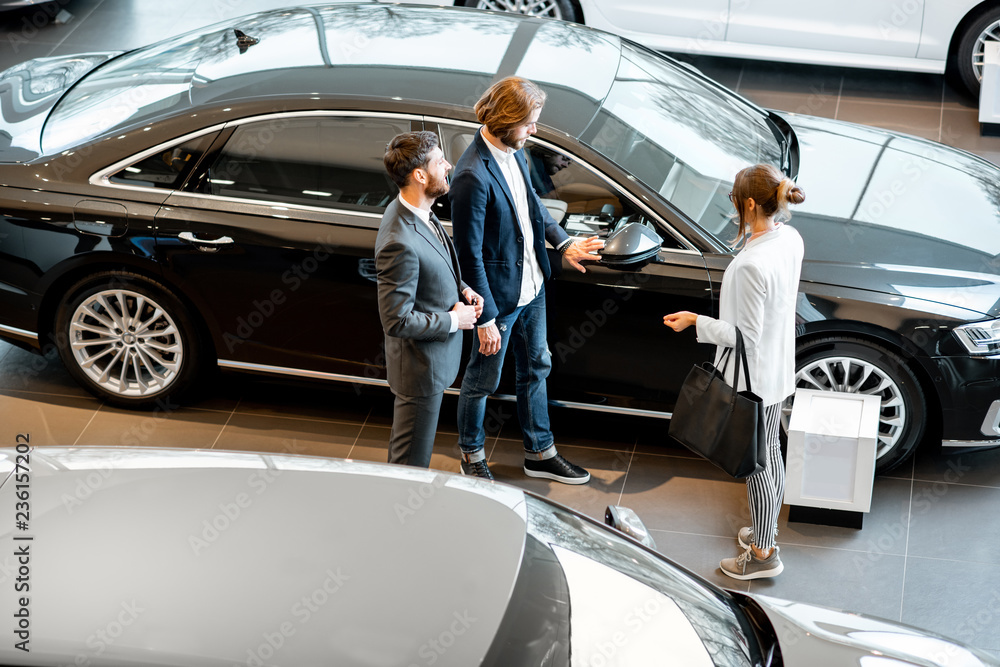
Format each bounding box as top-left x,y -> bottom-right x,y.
778,177 -> 805,205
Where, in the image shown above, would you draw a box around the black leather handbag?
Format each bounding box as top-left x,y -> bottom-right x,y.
668,328 -> 767,479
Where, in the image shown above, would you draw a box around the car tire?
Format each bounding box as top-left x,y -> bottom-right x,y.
951,6 -> 1000,97
54,271 -> 205,409
784,337 -> 926,474
461,0 -> 580,22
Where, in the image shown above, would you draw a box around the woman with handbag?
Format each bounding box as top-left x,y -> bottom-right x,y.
663,163 -> 805,580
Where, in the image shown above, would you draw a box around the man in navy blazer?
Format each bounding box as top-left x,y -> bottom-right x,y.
450,76 -> 603,483
376,132 -> 481,468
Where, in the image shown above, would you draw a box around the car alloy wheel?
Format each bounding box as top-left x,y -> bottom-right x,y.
55,272 -> 204,407
465,0 -> 578,22
972,19 -> 1000,86
68,288 -> 183,396
783,337 -> 926,474
952,8 -> 1000,96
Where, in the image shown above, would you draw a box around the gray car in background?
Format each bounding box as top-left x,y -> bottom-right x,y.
1,446 -> 996,666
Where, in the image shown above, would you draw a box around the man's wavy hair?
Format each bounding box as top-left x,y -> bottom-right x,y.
474,76 -> 547,147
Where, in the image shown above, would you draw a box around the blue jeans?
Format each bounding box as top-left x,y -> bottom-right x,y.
457,290 -> 554,462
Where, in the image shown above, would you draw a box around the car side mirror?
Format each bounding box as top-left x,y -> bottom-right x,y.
605,505 -> 657,550
597,222 -> 662,267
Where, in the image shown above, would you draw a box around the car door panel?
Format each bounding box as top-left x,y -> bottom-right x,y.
546,250 -> 715,412
727,0 -> 925,58
154,195 -> 385,378
585,0 -> 730,42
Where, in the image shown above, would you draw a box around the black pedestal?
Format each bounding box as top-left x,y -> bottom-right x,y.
787,505 -> 864,529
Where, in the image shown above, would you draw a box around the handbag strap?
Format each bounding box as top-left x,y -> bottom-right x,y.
733,328 -> 753,394
718,328 -> 753,410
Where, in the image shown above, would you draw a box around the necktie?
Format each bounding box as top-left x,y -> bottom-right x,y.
429,213 -> 447,247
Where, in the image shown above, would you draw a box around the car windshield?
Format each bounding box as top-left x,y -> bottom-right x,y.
481,495 -> 757,666
580,42 -> 782,243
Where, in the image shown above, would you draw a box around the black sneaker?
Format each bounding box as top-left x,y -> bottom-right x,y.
460,459 -> 494,480
523,454 -> 591,485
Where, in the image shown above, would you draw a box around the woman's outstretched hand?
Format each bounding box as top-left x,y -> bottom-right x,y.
663,311 -> 698,332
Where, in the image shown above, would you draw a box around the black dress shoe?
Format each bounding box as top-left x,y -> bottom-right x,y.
460,459 -> 495,480
523,454 -> 591,485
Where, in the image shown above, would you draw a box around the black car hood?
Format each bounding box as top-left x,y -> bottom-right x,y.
785,113 -> 1000,319
0,52 -> 120,162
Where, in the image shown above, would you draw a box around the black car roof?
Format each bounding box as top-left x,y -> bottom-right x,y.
158,3 -> 623,137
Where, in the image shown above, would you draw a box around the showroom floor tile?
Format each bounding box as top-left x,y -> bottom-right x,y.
902,557 -> 1000,654
752,541 -> 908,622
209,412 -> 361,458
2,0 -> 1000,660
835,98 -> 945,141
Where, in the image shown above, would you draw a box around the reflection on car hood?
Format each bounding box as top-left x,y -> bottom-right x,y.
0,447 -> 527,666
751,593 -> 1000,666
785,113 -> 1000,318
0,52 -> 119,162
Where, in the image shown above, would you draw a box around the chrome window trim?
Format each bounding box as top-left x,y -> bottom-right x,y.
89,110 -> 421,203
0,323 -> 38,341
89,123 -> 228,192
428,116 -> 700,255
159,191 -> 384,220
218,359 -> 672,419
222,109 -> 422,127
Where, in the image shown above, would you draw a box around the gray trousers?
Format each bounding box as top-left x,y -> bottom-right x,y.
387,391 -> 445,468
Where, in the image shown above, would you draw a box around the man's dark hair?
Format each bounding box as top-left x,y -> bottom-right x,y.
384,131 -> 440,188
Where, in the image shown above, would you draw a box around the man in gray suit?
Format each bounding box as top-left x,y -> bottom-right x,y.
376,132 -> 482,468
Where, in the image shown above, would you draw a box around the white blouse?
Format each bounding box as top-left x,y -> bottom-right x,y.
695,224 -> 804,406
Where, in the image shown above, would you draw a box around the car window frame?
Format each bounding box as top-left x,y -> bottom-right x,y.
90,110 -> 422,220
90,125 -> 227,196
427,116 -> 701,258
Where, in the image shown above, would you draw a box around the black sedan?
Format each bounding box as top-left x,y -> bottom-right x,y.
0,4 -> 998,473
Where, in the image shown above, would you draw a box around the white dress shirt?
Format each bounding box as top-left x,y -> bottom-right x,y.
695,224 -> 804,406
398,194 -> 459,334
482,131 -> 544,308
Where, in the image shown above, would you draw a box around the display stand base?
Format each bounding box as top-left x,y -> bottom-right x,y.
788,505 -> 864,529
981,123 -> 1000,137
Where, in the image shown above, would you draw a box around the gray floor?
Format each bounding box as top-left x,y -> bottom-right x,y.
3,0 -> 1000,660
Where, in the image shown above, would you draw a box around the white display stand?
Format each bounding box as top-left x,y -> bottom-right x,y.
980,42 -> 1000,135
784,389 -> 880,528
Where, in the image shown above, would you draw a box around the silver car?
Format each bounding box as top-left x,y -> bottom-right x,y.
2,446 -> 996,666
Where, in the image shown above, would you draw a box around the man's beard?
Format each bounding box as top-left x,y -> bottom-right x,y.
426,174 -> 450,199
500,132 -> 526,151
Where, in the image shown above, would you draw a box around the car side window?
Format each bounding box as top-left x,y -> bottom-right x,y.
435,124 -> 684,250
192,116 -> 410,211
108,134 -> 215,189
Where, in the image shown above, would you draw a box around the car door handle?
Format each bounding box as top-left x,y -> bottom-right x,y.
178,232 -> 234,246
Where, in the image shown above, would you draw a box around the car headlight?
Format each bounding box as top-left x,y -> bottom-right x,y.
953,319 -> 1000,356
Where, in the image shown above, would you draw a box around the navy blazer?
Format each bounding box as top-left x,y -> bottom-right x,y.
451,131 -> 570,323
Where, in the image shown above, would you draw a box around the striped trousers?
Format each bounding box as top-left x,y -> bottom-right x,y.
746,403 -> 784,551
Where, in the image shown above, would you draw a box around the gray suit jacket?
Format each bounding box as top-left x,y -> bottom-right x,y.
375,198 -> 469,397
